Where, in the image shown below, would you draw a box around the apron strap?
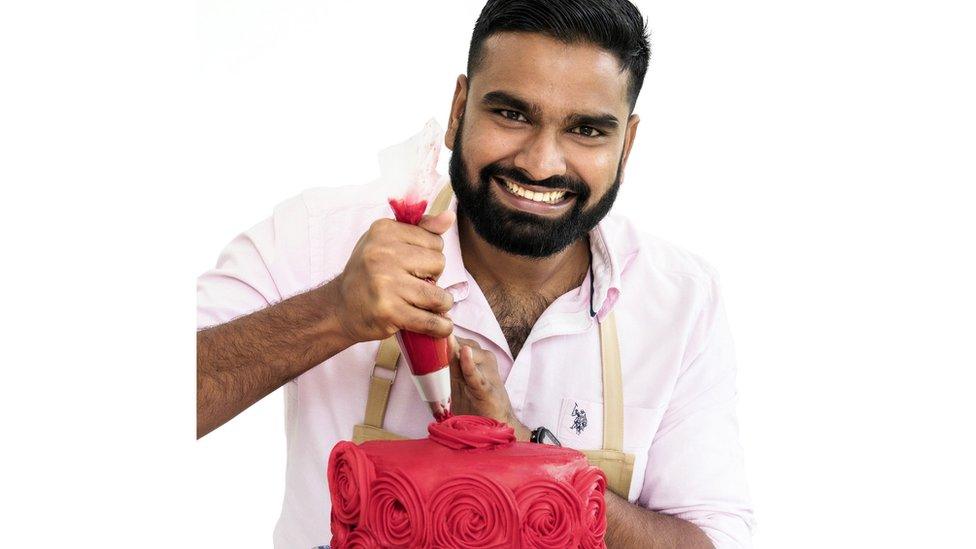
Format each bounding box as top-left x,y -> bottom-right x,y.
364,337 -> 400,428
600,311 -> 624,452
429,181 -> 454,217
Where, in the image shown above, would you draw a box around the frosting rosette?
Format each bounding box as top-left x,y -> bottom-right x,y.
428,415 -> 516,450
343,527 -> 380,549
429,474 -> 519,548
572,468 -> 608,548
327,441 -> 376,527
515,479 -> 584,548
363,470 -> 428,548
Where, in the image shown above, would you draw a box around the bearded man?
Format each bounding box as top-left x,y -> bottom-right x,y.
197,1 -> 755,547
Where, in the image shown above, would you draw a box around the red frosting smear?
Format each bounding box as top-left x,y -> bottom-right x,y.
388,198 -> 428,225
433,409 -> 453,422
363,470 -> 428,548
515,479 -> 584,548
429,474 -> 520,548
428,415 -> 516,450
573,468 -> 608,549
343,527 -> 380,549
327,441 -> 376,527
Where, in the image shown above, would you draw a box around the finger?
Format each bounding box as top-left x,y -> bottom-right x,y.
398,304 -> 454,339
448,335 -> 462,379
459,345 -> 485,390
417,210 -> 456,236
396,223 -> 445,252
448,335 -> 462,365
454,337 -> 482,351
461,345 -> 488,398
398,247 -> 447,280
403,278 -> 453,314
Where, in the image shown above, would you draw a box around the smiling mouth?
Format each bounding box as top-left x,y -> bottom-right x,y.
495,177 -> 576,205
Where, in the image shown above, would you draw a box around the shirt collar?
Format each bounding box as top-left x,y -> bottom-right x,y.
588,219 -> 628,321
436,195 -> 471,300
437,194 -> 632,319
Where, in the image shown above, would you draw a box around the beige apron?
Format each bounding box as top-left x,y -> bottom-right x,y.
351,185 -> 636,498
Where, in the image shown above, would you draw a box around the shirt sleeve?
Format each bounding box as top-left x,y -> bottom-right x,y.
638,271 -> 756,548
197,195 -> 311,330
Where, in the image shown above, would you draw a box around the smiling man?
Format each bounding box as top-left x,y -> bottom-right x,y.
197,1 -> 754,547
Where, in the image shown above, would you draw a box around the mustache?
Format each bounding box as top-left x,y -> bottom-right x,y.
481,164 -> 589,197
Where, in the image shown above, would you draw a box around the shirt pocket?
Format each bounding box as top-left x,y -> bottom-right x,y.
556,397 -> 667,501
557,397 -> 603,449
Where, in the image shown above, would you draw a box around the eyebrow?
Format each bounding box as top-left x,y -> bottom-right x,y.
566,112 -> 619,131
481,90 -> 619,131
481,91 -> 542,119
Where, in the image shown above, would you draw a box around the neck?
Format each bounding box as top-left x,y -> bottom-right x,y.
457,214 -> 591,298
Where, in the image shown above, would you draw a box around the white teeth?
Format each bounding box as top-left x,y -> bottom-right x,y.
503,180 -> 567,204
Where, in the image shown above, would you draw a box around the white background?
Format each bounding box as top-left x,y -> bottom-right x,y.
1,0 -> 974,547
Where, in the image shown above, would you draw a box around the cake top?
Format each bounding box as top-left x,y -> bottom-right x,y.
358,416 -> 588,489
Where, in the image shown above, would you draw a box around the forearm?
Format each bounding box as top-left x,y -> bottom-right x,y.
605,491 -> 714,549
196,278 -> 352,438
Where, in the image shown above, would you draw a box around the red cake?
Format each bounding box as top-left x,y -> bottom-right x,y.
327,415 -> 607,548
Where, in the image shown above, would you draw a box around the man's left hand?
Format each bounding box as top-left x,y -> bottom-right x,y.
448,336 -> 532,441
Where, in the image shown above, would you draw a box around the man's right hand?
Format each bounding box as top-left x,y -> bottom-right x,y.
328,210 -> 456,344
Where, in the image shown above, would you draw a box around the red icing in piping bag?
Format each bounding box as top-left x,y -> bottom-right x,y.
388,198 -> 428,226
389,198 -> 453,421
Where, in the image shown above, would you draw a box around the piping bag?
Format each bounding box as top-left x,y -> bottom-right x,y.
379,119 -> 452,421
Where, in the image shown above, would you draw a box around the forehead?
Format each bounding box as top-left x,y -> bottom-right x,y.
471,32 -> 630,117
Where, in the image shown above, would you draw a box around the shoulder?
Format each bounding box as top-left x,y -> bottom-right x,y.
600,213 -> 719,289
296,180 -> 391,219
262,181 -> 392,229
268,180 -> 392,245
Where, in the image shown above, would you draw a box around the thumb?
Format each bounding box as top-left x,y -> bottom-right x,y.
448,335 -> 460,366
417,210 -> 456,236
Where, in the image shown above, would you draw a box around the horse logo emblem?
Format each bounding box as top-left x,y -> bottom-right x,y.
570,402 -> 588,435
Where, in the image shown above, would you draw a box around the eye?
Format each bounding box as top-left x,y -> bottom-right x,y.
496,109 -> 528,123
571,126 -> 603,138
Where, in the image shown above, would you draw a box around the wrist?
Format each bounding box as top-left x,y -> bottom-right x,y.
505,411 -> 532,442
312,276 -> 356,353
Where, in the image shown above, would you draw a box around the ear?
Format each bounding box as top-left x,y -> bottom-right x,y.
445,74 -> 469,151
619,114 -> 640,172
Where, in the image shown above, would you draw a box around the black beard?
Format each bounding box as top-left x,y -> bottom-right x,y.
448,123 -> 622,259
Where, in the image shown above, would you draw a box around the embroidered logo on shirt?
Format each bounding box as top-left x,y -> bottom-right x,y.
570,402 -> 588,435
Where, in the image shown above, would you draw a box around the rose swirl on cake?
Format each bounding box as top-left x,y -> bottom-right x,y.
327,441 -> 376,541
428,473 -> 520,548
515,478 -> 584,548
427,414 -> 516,450
364,469 -> 428,547
573,468 -> 609,549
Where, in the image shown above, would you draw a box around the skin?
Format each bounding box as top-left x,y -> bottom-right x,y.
443,33 -> 714,548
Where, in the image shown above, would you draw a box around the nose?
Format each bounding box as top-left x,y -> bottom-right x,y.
513,130 -> 567,182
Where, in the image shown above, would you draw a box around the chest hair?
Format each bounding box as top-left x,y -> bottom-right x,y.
482,286 -> 555,359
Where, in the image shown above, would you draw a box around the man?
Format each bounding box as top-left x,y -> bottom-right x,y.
197,0 -> 755,547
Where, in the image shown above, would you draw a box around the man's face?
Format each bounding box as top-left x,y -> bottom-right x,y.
447,32 -> 639,258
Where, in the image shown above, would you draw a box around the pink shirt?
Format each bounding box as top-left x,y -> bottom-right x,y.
198,182 -> 755,548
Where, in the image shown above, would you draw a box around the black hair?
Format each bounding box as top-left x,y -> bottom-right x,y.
467,0 -> 651,110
